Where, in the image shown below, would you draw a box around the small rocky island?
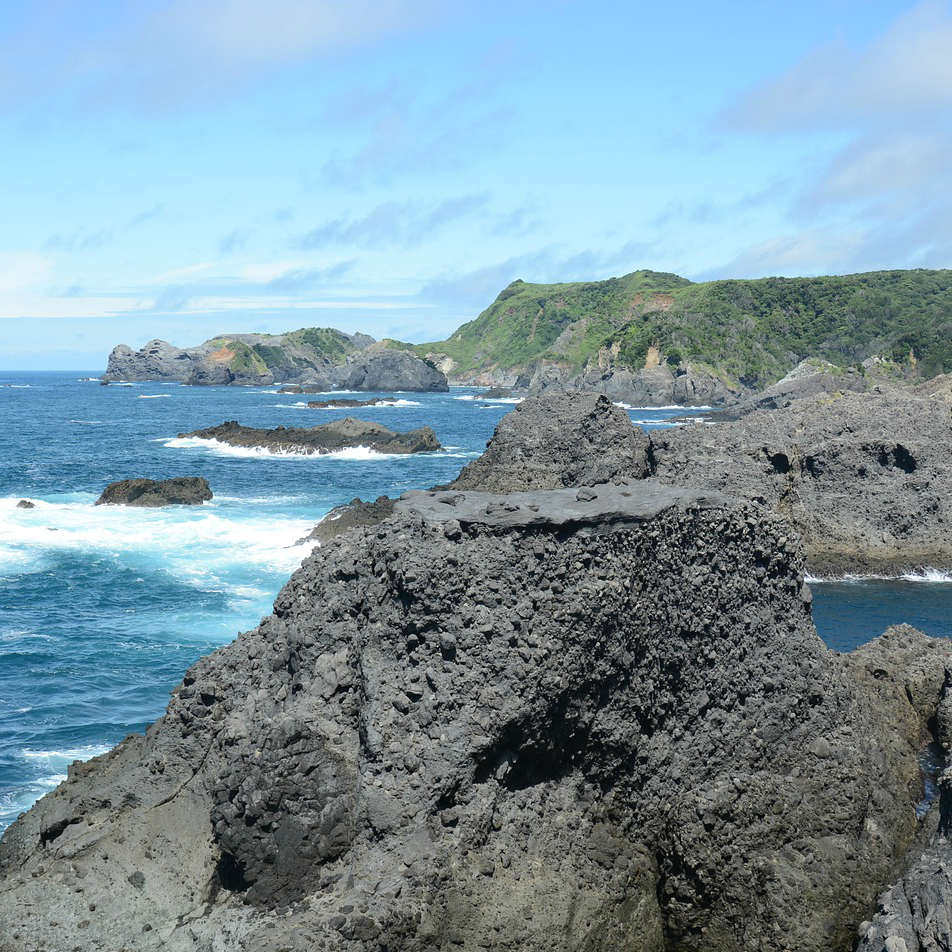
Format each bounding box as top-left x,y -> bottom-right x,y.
306,397 -> 396,409
95,476 -> 213,507
178,418 -> 441,455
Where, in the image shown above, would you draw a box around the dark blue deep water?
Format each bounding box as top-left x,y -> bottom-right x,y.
0,372 -> 949,831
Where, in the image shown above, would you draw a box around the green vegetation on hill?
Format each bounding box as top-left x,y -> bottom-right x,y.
417,268 -> 952,386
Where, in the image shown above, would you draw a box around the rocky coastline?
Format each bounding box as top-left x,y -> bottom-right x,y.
4,386 -> 952,949
178,419 -> 442,456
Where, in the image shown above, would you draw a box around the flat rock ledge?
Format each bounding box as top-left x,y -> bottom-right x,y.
397,480 -> 728,530
3,481 -> 952,952
179,418 -> 441,455
95,476 -> 212,507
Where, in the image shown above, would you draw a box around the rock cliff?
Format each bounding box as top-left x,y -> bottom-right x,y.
2,477 -> 951,951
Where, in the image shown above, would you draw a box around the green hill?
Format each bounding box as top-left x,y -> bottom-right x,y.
417,269 -> 952,386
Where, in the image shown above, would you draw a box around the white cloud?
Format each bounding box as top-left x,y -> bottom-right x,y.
0,252 -> 53,293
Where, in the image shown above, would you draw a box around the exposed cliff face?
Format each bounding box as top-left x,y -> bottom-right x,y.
527,360 -> 746,407
651,388 -> 952,575
1,478 -> 950,952
102,330 -> 448,391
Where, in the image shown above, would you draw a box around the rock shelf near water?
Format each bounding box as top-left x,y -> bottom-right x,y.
178,418 -> 441,455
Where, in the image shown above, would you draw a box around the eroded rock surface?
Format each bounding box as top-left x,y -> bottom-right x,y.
651,388 -> 952,575
95,476 -> 213,507
1,481 -> 949,952
449,391 -> 651,491
178,419 -> 441,456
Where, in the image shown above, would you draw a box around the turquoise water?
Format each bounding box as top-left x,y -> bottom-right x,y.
0,372 -> 949,832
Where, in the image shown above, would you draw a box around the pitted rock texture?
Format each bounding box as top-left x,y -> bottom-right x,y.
340,349 -> 448,392
178,418 -> 441,456
1,483 -> 949,952
449,391 -> 651,491
95,476 -> 213,507
651,388 -> 952,575
302,495 -> 396,545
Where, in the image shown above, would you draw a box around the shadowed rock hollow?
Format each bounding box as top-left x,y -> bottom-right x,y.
1,477 -> 950,951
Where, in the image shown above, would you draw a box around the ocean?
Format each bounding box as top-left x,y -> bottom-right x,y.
1,371 -> 950,833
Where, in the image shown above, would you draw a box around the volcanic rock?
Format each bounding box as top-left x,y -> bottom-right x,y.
95,477 -> 213,507
449,390 -> 651,491
2,480 -> 950,951
301,495 -> 396,545
649,387 -> 952,575
15,499 -> 35,509
306,397 -> 393,409
178,419 -> 441,455
340,349 -> 448,392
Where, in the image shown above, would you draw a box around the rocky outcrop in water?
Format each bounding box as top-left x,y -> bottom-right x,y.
650,387 -> 952,575
306,397 -> 394,409
102,331 -> 447,391
2,479 -> 950,951
179,419 -> 441,455
95,477 -> 213,507
15,499 -> 35,509
449,391 -> 651,491
301,495 -> 396,545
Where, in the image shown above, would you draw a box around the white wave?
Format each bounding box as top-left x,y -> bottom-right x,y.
0,497 -> 318,582
807,567 -> 952,584
113,382 -> 136,387
305,399 -> 423,410
137,394 -> 171,399
21,744 -> 112,763
69,419 -> 106,425
78,377 -> 101,382
163,436 -> 406,460
8,384 -> 32,389
273,402 -> 310,409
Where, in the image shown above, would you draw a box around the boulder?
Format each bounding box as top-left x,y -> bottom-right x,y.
178,419 -> 441,455
15,499 -> 35,509
2,481 -> 950,951
449,390 -> 651,491
95,477 -> 213,507
306,397 -> 391,409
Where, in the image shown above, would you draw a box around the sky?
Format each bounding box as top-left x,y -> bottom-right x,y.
1,0 -> 951,368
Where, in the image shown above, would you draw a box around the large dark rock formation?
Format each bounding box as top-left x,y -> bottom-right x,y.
2,478 -> 951,951
179,419 -> 441,455
450,391 -> 651,491
306,397 -> 394,409
103,339 -> 198,382
95,477 -> 213,507
651,388 -> 952,575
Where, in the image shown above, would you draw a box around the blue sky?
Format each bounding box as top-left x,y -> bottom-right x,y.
2,0 -> 950,368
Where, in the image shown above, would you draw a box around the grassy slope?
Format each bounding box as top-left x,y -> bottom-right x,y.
416,269 -> 952,386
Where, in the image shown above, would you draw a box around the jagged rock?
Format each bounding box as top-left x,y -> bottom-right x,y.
95,477 -> 212,507
15,499 -> 35,509
2,480 -> 950,951
649,387 -> 952,575
449,391 -> 651,491
178,419 -> 441,455
340,349 -> 448,392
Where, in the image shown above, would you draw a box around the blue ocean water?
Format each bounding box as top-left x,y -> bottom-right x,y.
0,372 -> 949,832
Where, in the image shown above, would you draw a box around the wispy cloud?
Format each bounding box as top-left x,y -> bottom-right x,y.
710,0 -> 952,277
298,193 -> 489,249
